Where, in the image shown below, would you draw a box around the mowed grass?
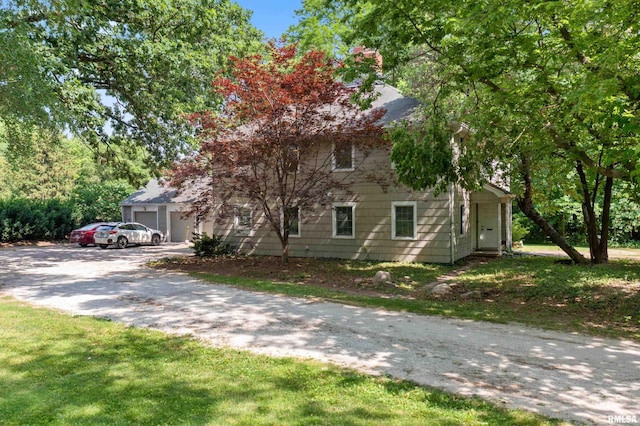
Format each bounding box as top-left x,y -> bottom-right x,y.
167,254 -> 640,341
0,297 -> 560,426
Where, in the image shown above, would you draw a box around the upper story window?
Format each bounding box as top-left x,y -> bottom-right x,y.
332,203 -> 355,238
234,207 -> 253,236
392,201 -> 417,240
332,141 -> 354,171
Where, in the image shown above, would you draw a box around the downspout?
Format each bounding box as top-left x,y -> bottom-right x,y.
449,183 -> 455,265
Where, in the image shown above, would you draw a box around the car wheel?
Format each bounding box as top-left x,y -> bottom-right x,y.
79,243 -> 88,247
99,244 -> 108,249
151,234 -> 161,246
116,236 -> 128,249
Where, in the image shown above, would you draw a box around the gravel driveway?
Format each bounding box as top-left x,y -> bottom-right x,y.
1,244 -> 638,424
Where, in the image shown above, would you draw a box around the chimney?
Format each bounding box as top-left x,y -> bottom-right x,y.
353,46 -> 383,72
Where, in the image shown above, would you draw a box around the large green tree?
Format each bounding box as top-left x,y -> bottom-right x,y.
1,0 -> 262,175
294,0 -> 640,264
0,118 -> 150,198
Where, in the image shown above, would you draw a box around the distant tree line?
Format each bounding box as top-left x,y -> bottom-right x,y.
0,123 -> 137,242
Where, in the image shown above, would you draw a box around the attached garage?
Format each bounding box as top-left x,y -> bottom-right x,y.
120,179 -> 200,241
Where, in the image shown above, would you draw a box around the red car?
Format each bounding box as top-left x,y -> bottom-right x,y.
69,222 -> 109,247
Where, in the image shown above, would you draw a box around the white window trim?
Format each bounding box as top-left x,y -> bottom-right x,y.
281,206 -> 301,238
332,202 -> 356,239
332,141 -> 355,171
234,206 -> 253,237
391,201 -> 417,240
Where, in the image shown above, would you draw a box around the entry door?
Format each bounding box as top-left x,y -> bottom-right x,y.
476,203 -> 499,249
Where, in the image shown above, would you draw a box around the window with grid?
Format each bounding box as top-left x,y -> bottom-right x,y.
234,207 -> 252,236
392,202 -> 416,240
333,142 -> 353,170
287,207 -> 300,237
333,204 -> 354,238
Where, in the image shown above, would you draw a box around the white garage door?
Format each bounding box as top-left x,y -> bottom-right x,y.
170,212 -> 193,242
134,211 -> 158,230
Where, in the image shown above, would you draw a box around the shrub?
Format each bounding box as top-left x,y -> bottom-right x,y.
511,213 -> 531,242
191,232 -> 230,257
0,198 -> 75,242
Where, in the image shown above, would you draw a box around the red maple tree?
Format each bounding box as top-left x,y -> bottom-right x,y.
169,43 -> 387,263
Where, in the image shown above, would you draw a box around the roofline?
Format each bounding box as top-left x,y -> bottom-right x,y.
483,182 -> 516,199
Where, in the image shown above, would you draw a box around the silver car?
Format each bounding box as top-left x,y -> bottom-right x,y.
94,222 -> 164,249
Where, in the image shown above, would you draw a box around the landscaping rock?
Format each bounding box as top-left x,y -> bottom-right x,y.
423,282 -> 440,290
431,283 -> 452,296
373,270 -> 393,284
461,291 -> 482,300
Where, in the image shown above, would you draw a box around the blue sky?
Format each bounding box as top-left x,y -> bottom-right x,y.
235,0 -> 303,39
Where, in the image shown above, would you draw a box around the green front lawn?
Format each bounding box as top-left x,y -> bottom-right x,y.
0,297 -> 560,425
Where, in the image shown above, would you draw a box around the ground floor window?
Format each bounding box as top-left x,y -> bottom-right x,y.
392,201 -> 417,240
234,207 -> 253,236
332,203 -> 355,238
286,206 -> 300,237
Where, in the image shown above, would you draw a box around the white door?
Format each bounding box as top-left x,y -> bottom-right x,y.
477,203 -> 500,249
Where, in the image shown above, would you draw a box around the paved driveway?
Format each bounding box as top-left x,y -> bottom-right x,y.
1,244 -> 639,424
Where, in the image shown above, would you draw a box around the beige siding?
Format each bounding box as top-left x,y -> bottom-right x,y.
202,179 -> 458,264
197,142 -> 507,264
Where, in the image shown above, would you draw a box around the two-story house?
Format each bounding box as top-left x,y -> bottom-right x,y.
121,83 -> 513,264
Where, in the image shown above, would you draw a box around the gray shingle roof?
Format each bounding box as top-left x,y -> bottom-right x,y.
120,179 -> 197,205
123,84 -> 419,206
371,84 -> 420,125
316,82 -> 419,128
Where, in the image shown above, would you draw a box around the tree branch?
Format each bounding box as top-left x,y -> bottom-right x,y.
545,124 -> 631,180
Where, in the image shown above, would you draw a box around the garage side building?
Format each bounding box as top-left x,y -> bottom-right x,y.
120,179 -> 198,243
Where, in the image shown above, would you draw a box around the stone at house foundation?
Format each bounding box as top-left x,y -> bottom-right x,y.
373,271 -> 393,284
431,283 -> 452,296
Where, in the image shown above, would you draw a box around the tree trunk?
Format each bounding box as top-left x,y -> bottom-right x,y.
281,238 -> 289,265
576,161 -> 611,264
593,175 -> 613,264
518,156 -> 589,264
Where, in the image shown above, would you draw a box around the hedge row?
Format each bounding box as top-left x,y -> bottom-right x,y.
0,181 -> 133,243
0,198 -> 77,242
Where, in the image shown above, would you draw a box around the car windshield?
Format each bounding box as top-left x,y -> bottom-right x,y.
96,225 -> 117,231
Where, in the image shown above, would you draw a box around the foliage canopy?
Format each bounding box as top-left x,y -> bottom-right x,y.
0,0 -> 262,174
293,0 -> 640,263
